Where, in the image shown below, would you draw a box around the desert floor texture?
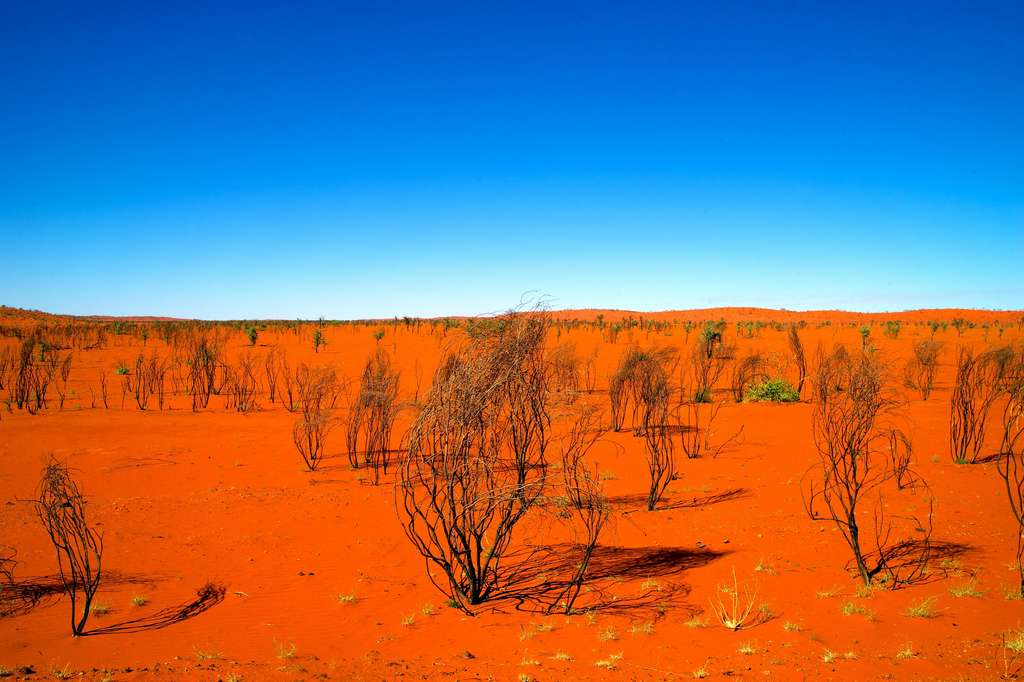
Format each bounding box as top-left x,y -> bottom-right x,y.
1,306 -> 1023,681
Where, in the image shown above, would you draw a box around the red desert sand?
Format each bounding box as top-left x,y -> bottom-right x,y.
1,306 -> 1023,680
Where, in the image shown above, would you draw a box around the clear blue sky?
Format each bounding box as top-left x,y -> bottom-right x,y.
2,1 -> 1021,319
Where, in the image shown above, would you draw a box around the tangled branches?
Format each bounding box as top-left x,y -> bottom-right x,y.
36,458 -> 104,636
548,342 -> 582,400
608,346 -> 677,432
803,349 -> 933,587
11,334 -> 56,413
292,365 -> 339,471
53,353 -> 72,410
549,406 -> 610,614
128,352 -> 168,411
903,340 -> 941,401
731,352 -> 767,403
0,544 -> 14,588
224,353 -> 260,413
264,346 -> 281,403
186,334 -> 220,412
398,309 -> 550,612
637,357 -> 675,510
346,349 -> 400,483
950,346 -> 1021,463
686,337 -> 731,403
788,325 -> 807,398
678,401 -> 742,459
998,388 -> 1024,597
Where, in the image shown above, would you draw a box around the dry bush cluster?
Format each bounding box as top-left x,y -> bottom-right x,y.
950,346 -> 1023,463
292,365 -> 340,471
398,310 -> 552,611
346,348 -> 401,483
803,348 -> 934,587
903,339 -> 942,401
999,386 -> 1024,597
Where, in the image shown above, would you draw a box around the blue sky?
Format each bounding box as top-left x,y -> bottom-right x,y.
1,1 -> 1021,318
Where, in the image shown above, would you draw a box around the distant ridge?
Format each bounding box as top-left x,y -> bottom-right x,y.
2,304 -> 1021,325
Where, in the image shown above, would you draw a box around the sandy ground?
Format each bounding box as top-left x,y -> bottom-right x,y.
1,308 -> 1023,680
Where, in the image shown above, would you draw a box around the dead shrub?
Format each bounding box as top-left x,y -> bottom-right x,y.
398,309 -> 549,612
686,337 -> 731,403
608,346 -> 678,432
998,387 -> 1024,598
730,352 -> 767,403
225,353 -> 260,413
803,349 -> 933,587
264,346 -> 281,403
36,457 -> 104,636
903,339 -> 941,401
950,346 -> 1021,463
292,365 -> 338,471
186,334 -> 220,412
548,341 -> 582,400
550,407 -> 609,614
788,325 -> 807,398
345,349 -> 400,483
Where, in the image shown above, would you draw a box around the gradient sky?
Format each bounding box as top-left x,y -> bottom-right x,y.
1,1 -> 1021,319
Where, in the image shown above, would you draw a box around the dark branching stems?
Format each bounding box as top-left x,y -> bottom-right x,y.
36,458 -> 104,636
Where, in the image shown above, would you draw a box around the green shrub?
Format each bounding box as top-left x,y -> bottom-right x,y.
743,377 -> 800,403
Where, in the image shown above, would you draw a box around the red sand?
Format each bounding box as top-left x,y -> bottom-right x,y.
1,308 -> 1023,680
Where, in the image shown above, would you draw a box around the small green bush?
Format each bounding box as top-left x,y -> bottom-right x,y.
744,378 -> 800,403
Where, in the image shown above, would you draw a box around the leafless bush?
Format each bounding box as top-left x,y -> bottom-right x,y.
608,346 -> 678,432
99,372 -> 108,409
0,345 -> 12,390
225,354 -> 260,413
147,353 -> 168,410
264,346 -> 281,403
811,343 -> 852,405
583,348 -> 599,393
550,407 -> 609,614
998,388 -> 1024,598
640,365 -> 675,510
560,407 -> 604,509
293,365 -> 339,471
345,349 -> 400,483
788,325 -> 807,398
888,428 -> 919,490
549,341 -> 581,400
36,458 -> 103,636
186,334 -> 220,412
950,346 -> 1021,463
678,400 -> 743,459
731,352 -> 767,403
903,340 -> 942,401
280,354 -> 298,412
803,349 -> 933,587
0,544 -> 14,587
294,410 -> 335,472
12,336 -> 37,412
33,346 -> 58,412
11,335 -> 56,414
686,339 -> 731,403
398,309 -> 550,612
53,353 -> 72,410
132,354 -> 152,410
